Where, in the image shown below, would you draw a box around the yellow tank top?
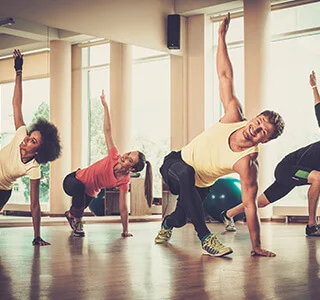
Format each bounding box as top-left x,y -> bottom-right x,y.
181,121 -> 259,187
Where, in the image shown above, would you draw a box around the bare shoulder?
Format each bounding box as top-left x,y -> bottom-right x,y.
233,153 -> 259,174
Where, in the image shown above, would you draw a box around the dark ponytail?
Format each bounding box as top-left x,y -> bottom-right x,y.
144,161 -> 153,207
133,152 -> 153,207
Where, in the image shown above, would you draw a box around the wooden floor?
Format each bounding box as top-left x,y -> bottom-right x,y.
0,220 -> 320,300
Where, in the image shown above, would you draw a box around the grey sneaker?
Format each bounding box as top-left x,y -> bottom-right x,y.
306,224 -> 320,236
72,220 -> 85,237
221,210 -> 237,232
154,226 -> 173,244
202,233 -> 233,257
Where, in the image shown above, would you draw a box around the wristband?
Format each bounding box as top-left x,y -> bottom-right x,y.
16,70 -> 22,76
312,85 -> 317,89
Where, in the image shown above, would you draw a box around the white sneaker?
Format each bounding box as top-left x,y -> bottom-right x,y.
221,210 -> 237,232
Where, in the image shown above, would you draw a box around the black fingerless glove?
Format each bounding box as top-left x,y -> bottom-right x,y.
32,236 -> 44,246
14,55 -> 23,72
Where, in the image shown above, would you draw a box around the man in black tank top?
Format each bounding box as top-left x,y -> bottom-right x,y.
224,71 -> 320,237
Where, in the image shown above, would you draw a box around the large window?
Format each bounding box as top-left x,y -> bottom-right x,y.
0,78 -> 50,205
211,1 -> 320,207
82,43 -> 110,165
132,46 -> 170,198
81,44 -> 170,198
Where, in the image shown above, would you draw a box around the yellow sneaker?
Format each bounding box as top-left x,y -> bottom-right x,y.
154,226 -> 173,244
202,233 -> 233,257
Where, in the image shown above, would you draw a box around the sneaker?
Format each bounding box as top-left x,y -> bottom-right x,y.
154,226 -> 173,244
72,220 -> 85,237
221,210 -> 237,232
306,224 -> 320,236
65,211 -> 74,230
202,233 -> 233,257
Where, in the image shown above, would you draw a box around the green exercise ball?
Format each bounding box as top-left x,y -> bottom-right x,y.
88,189 -> 105,216
203,177 -> 245,222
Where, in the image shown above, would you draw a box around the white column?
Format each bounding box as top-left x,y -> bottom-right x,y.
49,40 -> 72,215
170,16 -> 188,150
110,42 -> 132,153
244,0 -> 272,219
244,0 -> 270,119
171,54 -> 188,150
71,45 -> 82,170
187,14 -> 206,143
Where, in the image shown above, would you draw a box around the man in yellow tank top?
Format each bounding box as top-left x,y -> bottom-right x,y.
155,13 -> 285,257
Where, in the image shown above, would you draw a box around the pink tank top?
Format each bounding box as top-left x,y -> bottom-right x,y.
76,146 -> 130,197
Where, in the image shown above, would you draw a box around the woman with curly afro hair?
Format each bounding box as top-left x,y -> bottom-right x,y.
0,49 -> 61,246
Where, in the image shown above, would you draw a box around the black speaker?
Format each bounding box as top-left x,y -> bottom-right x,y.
167,14 -> 180,50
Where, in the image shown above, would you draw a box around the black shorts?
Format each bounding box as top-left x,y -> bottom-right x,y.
264,161 -> 312,203
0,189 -> 12,210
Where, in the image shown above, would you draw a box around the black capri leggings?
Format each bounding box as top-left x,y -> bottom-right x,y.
160,151 -> 210,241
264,160 -> 312,203
0,189 -> 12,211
63,171 -> 93,218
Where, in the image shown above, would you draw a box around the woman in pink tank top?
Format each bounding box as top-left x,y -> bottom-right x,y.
63,90 -> 152,238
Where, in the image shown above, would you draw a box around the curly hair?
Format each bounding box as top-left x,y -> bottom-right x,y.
259,110 -> 285,140
29,118 -> 61,164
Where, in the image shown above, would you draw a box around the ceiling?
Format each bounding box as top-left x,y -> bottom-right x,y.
0,17 -> 95,58
0,0 -> 239,58
0,0 -> 292,58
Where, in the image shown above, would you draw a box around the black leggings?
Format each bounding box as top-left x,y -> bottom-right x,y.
0,190 -> 12,211
160,152 -> 210,240
63,171 -> 94,218
264,161 -> 312,203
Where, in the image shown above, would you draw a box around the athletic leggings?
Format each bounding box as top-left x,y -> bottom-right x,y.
264,160 -> 312,203
63,171 -> 94,218
160,151 -> 210,240
0,190 -> 12,211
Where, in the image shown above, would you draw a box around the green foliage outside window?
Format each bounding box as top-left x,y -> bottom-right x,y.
89,95 -> 108,164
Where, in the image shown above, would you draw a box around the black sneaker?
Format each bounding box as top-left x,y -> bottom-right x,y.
306,224 -> 320,236
72,220 -> 85,237
65,211 -> 74,230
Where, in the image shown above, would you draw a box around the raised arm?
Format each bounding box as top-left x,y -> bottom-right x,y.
310,71 -> 320,127
310,71 -> 320,105
233,154 -> 276,257
217,13 -> 243,123
100,90 -> 115,150
12,49 -> 25,130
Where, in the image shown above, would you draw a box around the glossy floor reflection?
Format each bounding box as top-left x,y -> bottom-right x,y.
0,221 -> 320,299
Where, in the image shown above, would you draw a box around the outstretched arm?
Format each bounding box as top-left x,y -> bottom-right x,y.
233,155 -> 276,257
30,179 -> 50,246
310,71 -> 320,127
119,189 -> 133,238
12,49 -> 25,130
217,13 -> 243,123
100,90 -> 115,151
